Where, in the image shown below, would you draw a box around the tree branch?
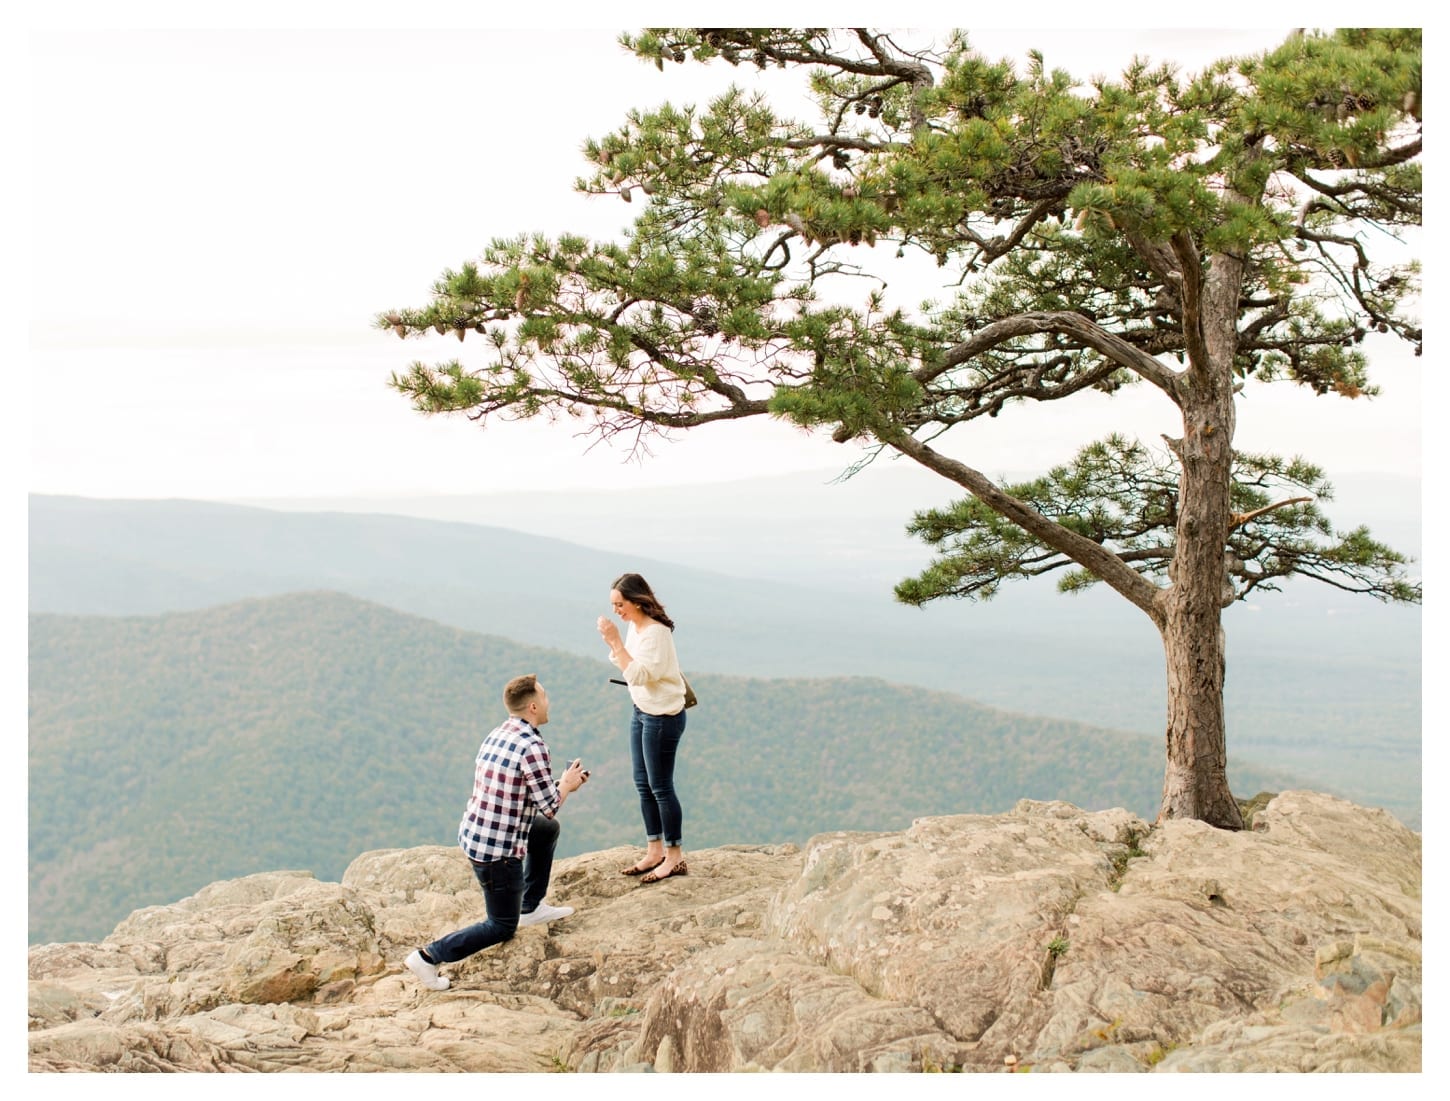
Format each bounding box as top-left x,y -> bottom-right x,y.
1170,230 -> 1213,373
1230,496 -> 1312,530
919,311 -> 1182,397
880,429 -> 1167,627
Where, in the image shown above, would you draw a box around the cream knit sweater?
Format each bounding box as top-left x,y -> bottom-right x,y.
617,620 -> 686,716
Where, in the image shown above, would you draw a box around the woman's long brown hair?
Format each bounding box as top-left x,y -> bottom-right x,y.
612,573 -> 675,631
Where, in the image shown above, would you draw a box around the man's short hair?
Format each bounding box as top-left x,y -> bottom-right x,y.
503,674 -> 539,713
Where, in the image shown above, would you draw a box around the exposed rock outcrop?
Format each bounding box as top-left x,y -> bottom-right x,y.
28,791 -> 1420,1072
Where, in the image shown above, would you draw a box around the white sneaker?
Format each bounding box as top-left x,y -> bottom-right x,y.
405,949 -> 449,991
517,902 -> 574,927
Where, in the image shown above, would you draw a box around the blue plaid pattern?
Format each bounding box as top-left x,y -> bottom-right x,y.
457,716 -> 561,863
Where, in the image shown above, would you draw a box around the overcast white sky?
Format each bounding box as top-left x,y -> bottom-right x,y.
23,13 -> 1426,501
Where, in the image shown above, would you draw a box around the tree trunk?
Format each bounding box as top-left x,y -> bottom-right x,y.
1158,410 -> 1243,827
1159,590 -> 1243,829
1157,256 -> 1246,829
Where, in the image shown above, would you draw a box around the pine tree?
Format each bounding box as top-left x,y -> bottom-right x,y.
382,28 -> 1421,828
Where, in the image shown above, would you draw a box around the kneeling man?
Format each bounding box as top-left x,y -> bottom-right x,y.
405,674 -> 588,991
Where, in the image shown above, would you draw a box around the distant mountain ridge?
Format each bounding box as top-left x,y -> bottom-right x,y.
232,464 -> 1422,595
28,492 -> 1422,831
28,591 -> 1306,945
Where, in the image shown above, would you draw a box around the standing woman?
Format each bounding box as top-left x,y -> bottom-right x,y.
597,573 -> 688,883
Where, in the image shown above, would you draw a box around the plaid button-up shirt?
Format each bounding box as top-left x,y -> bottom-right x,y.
457,716 -> 561,864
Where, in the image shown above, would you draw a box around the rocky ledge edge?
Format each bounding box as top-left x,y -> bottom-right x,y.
28,790 -> 1420,1072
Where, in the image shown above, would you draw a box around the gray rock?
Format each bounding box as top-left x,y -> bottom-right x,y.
27,793 -> 1419,1073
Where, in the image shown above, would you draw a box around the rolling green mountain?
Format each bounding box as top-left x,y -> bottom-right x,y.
27,494 -> 1422,830
29,592 -> 1304,946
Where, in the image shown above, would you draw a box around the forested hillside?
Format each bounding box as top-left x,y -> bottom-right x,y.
29,494 -> 1422,829
28,592 -> 1303,945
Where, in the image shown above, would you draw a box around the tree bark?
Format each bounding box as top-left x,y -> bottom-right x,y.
1159,568 -> 1243,828
1156,247 -> 1246,829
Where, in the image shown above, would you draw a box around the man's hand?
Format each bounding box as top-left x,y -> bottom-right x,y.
562,758 -> 588,794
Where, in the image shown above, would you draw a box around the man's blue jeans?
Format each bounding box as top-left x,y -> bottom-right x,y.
631,705 -> 687,846
424,814 -> 560,964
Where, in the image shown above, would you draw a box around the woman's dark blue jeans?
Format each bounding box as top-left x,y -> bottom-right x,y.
423,856 -> 522,964
631,704 -> 686,846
